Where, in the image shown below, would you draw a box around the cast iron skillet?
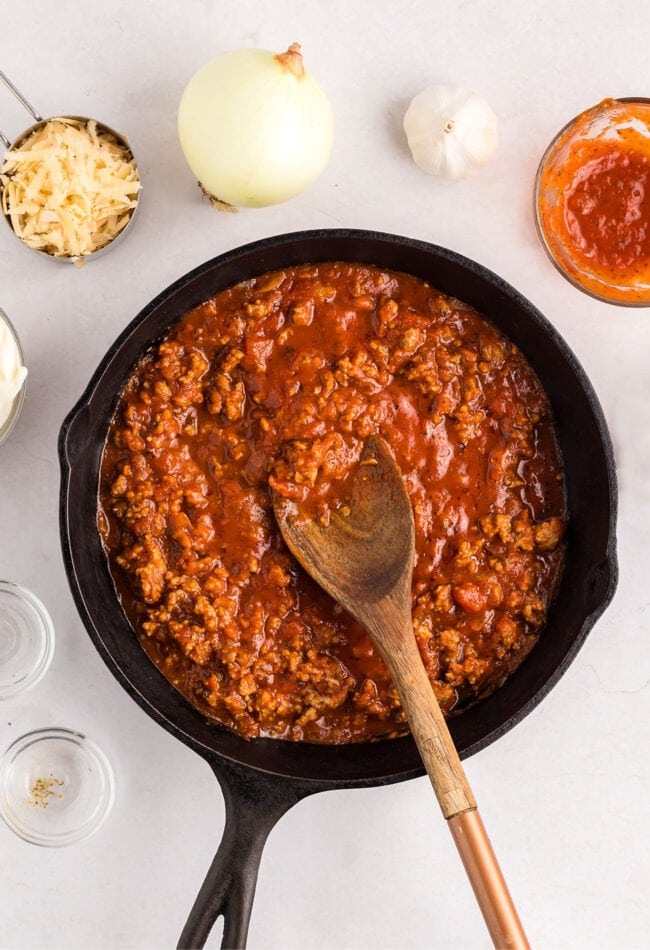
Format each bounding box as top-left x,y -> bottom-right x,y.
59,230 -> 618,949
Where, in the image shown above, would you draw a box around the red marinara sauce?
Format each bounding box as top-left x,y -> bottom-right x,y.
98,263 -> 567,743
536,98 -> 650,304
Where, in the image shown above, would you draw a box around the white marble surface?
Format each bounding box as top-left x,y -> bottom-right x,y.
1,2 -> 649,948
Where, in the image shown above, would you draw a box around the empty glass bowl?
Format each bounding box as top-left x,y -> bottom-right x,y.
0,581 -> 53,699
0,728 -> 115,846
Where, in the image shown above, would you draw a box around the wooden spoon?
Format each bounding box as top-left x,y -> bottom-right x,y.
273,435 -> 530,950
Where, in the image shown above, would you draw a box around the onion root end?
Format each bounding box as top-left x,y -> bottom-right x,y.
198,182 -> 238,213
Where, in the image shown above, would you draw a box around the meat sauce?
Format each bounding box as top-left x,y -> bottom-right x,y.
98,263 -> 566,743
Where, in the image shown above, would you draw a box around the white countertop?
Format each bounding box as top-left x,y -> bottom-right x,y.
2,2 -> 649,948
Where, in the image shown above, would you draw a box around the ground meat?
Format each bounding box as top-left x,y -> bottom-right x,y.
98,263 -> 566,743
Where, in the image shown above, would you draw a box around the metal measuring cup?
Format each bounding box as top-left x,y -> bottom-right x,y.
0,70 -> 141,262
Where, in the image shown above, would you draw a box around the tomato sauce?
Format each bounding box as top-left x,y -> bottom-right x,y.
565,147 -> 650,273
537,99 -> 650,302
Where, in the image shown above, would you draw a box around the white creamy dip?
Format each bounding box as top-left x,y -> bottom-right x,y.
0,315 -> 27,433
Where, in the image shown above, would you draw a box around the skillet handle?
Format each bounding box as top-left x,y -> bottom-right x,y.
177,759 -> 314,950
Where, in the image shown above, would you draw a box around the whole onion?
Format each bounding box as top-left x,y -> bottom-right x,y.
178,43 -> 334,209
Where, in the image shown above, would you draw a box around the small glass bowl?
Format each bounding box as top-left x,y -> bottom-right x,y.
534,97 -> 650,305
0,728 -> 115,846
0,581 -> 53,699
0,308 -> 27,445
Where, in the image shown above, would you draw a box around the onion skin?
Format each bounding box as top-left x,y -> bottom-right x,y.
178,44 -> 334,208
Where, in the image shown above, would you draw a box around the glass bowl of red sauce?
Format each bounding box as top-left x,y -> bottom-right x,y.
534,97 -> 650,305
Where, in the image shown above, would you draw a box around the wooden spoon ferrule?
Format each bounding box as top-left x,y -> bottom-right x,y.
412,732 -> 477,817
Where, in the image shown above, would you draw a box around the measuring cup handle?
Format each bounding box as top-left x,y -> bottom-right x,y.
0,69 -> 43,148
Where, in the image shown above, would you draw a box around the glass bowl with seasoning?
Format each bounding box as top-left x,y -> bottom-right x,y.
534,97 -> 650,305
0,582 -> 53,700
0,71 -> 141,264
0,728 -> 115,846
0,308 -> 27,445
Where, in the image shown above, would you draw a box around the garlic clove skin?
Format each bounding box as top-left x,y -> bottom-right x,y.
404,84 -> 498,180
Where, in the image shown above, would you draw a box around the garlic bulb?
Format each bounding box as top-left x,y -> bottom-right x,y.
178,43 -> 334,209
404,84 -> 498,179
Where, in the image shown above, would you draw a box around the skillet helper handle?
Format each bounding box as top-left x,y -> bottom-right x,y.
177,761 -> 308,950
383,639 -> 529,950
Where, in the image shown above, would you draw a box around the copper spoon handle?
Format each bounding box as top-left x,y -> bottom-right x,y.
380,626 -> 529,950
448,809 -> 529,950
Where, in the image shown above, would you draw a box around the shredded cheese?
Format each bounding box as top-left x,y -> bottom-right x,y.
1,117 -> 140,259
